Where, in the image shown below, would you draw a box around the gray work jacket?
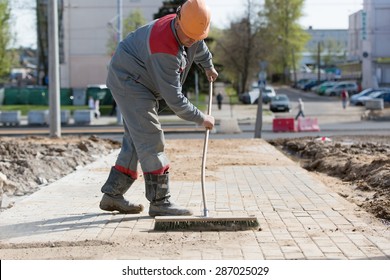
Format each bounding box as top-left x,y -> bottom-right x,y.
107,14 -> 214,125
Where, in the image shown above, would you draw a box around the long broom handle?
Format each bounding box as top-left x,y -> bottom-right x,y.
201,81 -> 213,217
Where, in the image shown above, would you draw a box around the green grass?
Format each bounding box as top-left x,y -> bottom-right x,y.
224,85 -> 239,105
0,91 -> 216,116
190,93 -> 206,111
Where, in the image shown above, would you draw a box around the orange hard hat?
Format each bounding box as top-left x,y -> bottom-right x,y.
177,0 -> 211,41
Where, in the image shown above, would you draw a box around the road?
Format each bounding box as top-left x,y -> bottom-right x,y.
1,85 -> 389,141
111,86 -> 390,141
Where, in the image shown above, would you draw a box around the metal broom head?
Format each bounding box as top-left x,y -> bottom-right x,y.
154,216 -> 260,231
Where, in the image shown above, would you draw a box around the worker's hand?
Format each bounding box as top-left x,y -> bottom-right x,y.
202,115 -> 215,130
205,67 -> 218,82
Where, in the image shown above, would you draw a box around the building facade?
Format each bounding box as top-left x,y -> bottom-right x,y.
60,0 -> 164,89
294,28 -> 348,82
348,0 -> 390,88
303,28 -> 348,67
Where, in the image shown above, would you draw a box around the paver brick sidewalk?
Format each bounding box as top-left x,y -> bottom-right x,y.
0,140 -> 389,260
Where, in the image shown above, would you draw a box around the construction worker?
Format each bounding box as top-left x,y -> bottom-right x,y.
99,0 -> 218,217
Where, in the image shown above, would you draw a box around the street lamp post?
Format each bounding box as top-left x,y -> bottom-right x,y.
48,0 -> 61,138
254,62 -> 267,139
317,41 -> 321,82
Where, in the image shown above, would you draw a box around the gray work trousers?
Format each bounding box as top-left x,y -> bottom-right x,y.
109,78 -> 169,178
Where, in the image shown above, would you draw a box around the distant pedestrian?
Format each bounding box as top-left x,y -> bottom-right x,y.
88,95 -> 95,110
341,89 -> 349,109
216,92 -> 223,110
88,96 -> 100,118
94,99 -> 101,118
295,98 -> 305,120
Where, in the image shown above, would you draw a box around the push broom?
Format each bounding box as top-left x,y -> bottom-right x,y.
154,82 -> 259,231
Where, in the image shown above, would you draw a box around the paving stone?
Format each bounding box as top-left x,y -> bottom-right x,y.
1,141 -> 389,260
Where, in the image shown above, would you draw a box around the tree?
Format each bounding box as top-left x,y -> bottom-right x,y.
310,39 -> 346,68
123,9 -> 146,34
214,0 -> 266,93
37,0 -> 64,85
36,0 -> 48,83
262,0 -> 309,83
107,9 -> 147,55
153,0 -> 184,19
0,0 -> 12,78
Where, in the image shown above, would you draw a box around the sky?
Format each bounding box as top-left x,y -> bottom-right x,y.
9,0 -> 364,48
209,0 -> 363,29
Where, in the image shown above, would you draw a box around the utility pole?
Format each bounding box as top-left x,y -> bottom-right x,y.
254,61 -> 267,138
48,0 -> 61,138
116,0 -> 123,125
317,42 -> 321,82
254,85 -> 263,138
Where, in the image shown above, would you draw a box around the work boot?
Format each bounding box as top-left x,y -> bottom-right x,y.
144,173 -> 192,217
99,167 -> 144,214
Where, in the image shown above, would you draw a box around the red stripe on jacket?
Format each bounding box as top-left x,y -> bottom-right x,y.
150,14 -> 179,56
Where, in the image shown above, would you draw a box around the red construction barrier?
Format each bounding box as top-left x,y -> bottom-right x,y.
272,118 -> 296,132
297,117 -> 320,132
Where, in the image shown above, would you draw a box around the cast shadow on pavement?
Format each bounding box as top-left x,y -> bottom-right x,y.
0,213 -> 152,241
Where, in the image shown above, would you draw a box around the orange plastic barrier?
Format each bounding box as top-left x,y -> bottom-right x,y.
272,118 -> 296,132
297,117 -> 320,132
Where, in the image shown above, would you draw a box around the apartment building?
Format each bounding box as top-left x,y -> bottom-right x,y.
60,0 -> 164,89
301,28 -> 348,71
348,0 -> 390,88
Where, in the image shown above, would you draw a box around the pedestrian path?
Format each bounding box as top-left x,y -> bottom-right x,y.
0,138 -> 389,260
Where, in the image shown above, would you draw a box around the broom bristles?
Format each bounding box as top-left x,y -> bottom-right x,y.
154,216 -> 260,231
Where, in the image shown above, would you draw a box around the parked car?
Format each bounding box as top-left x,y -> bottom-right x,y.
297,79 -> 314,90
269,94 -> 291,112
240,85 -> 276,104
292,78 -> 309,89
377,91 -> 390,106
350,88 -> 378,105
323,81 -> 358,96
356,90 -> 390,106
261,86 -> 276,103
300,79 -> 326,91
306,80 -> 326,91
240,88 -> 258,104
316,81 -> 337,95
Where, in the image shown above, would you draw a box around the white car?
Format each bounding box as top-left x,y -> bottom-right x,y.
240,85 -> 276,104
323,81 -> 358,96
262,86 -> 277,103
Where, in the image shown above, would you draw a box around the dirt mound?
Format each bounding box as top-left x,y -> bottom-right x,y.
269,136 -> 390,221
0,135 -> 120,208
